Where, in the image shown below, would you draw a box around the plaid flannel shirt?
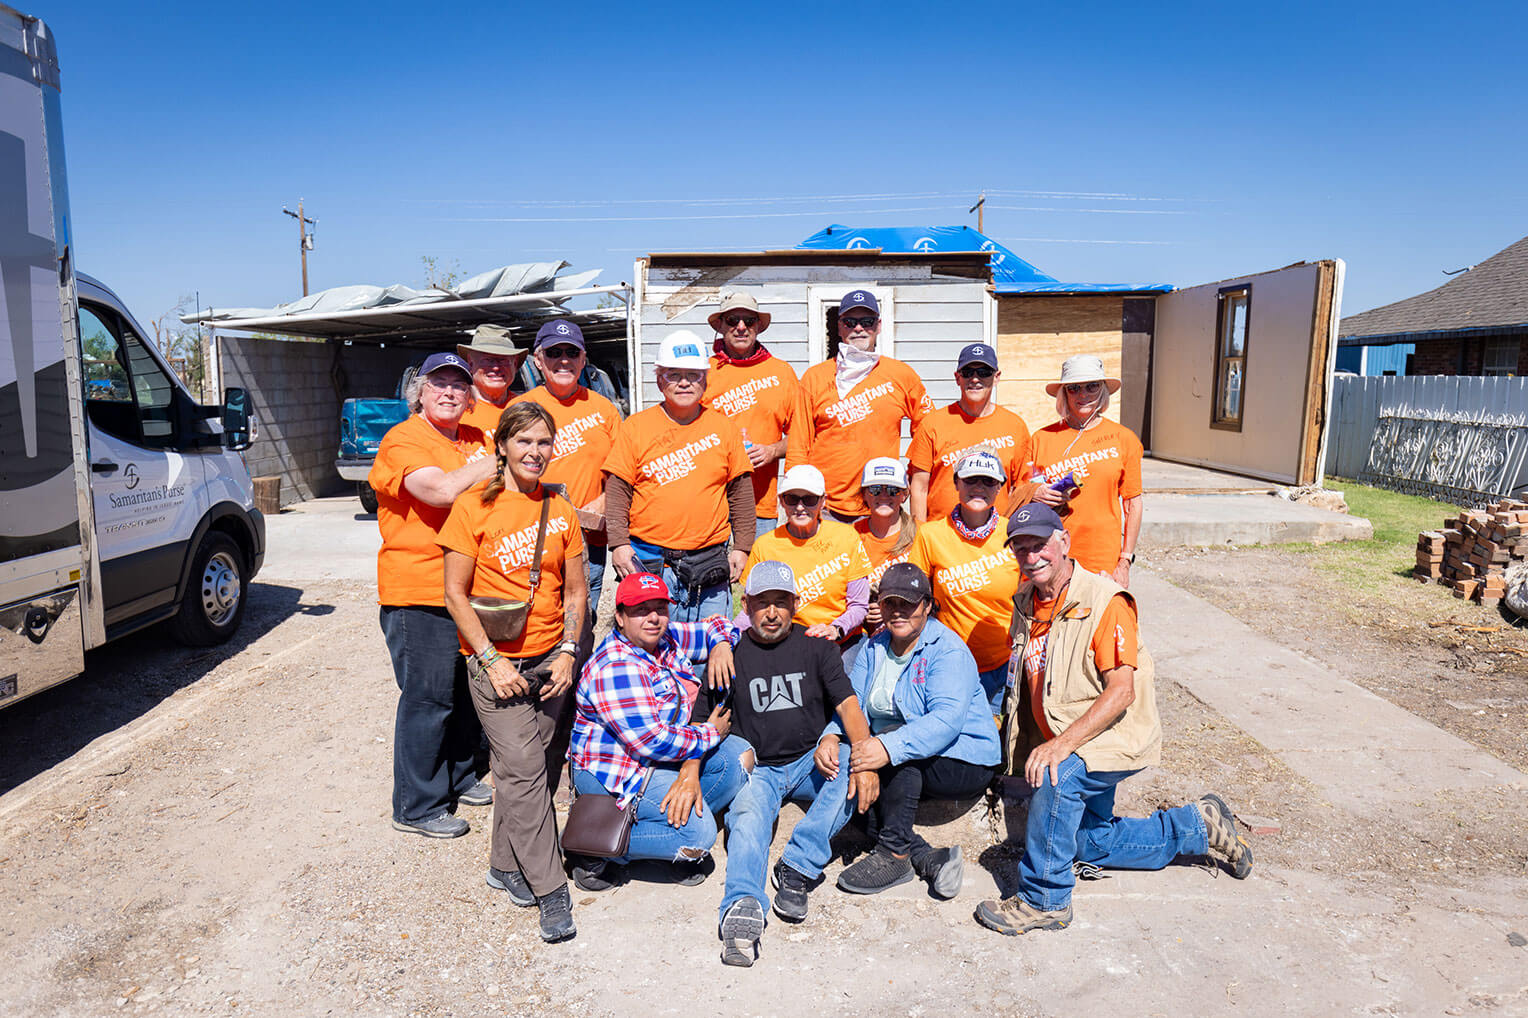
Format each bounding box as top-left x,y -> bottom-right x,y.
569,616 -> 732,803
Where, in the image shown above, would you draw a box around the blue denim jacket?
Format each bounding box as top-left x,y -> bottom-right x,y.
833,617 -> 1000,768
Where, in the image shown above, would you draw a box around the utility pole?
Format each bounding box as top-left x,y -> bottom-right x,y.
282,200 -> 316,295
968,191 -> 986,234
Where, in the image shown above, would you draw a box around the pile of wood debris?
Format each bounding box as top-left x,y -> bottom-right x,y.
1415,499 -> 1528,607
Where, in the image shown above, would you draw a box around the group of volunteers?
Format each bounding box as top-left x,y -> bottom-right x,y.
367,289 -> 1254,958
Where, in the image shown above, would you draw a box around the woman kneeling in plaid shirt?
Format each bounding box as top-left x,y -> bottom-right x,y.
567,572 -> 751,890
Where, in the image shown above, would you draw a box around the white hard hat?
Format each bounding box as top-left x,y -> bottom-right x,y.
655,330 -> 710,370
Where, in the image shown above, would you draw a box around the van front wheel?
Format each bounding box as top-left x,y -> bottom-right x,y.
358,481 -> 379,514
170,533 -> 247,646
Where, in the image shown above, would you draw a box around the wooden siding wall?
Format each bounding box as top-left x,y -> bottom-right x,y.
635,262 -> 990,418
995,296 -> 1126,428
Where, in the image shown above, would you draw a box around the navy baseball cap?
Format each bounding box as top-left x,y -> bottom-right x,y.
839,290 -> 880,316
420,351 -> 471,379
877,562 -> 931,604
1006,503 -> 1066,543
957,343 -> 998,370
535,319 -> 585,351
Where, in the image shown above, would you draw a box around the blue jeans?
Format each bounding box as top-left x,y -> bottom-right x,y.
978,665 -> 1007,715
585,542 -> 608,608
719,743 -> 853,921
1017,753 -> 1208,911
571,734 -> 753,863
755,515 -> 777,541
379,605 -> 483,823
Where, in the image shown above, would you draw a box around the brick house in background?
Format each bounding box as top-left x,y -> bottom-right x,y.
1337,235 -> 1528,376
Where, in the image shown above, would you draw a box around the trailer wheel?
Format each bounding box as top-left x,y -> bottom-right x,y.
358,481 -> 379,514
169,533 -> 247,646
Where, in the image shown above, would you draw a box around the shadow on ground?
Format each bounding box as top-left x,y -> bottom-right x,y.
0,582 -> 331,795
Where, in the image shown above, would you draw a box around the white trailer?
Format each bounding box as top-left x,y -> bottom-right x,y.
0,6 -> 265,709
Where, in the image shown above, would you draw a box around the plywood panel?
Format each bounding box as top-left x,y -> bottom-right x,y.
995,295 -> 1125,428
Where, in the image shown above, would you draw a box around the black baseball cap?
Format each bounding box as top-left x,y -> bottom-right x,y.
877,562 -> 931,604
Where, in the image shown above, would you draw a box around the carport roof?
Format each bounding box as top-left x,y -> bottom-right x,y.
182,262 -> 630,347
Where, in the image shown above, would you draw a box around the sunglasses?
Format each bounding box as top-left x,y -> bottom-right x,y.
541,344 -> 582,359
959,365 -> 995,380
958,475 -> 1002,488
1065,381 -> 1103,395
863,484 -> 903,497
781,492 -> 822,508
723,314 -> 759,328
840,315 -> 879,330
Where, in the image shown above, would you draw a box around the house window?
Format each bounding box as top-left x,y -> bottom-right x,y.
1484,338 -> 1520,376
1212,285 -> 1250,430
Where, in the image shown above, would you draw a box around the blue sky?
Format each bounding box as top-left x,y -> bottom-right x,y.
43,0 -> 1528,332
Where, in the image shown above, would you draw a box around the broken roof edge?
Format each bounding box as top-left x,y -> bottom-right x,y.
643,249 -> 992,268
995,282 -> 1175,296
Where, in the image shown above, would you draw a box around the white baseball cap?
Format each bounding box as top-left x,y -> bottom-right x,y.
779,464 -> 826,497
860,457 -> 908,489
655,330 -> 710,370
955,449 -> 1006,483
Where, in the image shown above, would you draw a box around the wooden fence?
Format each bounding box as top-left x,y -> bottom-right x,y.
1324,375 -> 1528,506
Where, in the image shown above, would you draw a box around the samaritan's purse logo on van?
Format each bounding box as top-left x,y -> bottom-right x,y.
124,464 -> 140,490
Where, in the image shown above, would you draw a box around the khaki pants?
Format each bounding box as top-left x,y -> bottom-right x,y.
467,647 -> 568,897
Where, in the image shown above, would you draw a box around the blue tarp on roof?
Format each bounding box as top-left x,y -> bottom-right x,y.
796,224 -> 1173,295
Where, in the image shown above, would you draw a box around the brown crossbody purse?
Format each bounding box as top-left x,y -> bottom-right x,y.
469,486 -> 552,643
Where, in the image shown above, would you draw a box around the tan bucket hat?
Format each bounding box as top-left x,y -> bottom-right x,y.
707,292 -> 771,334
1046,354 -> 1121,396
457,323 -> 528,362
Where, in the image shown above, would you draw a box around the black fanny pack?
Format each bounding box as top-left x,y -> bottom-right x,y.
640,542 -> 729,592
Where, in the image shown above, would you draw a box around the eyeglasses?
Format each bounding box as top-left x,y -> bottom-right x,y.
958,476 -> 1002,488
541,344 -> 582,359
781,492 -> 821,509
660,369 -> 706,385
424,377 -> 471,393
863,484 -> 903,497
959,365 -> 996,380
723,314 -> 759,328
840,315 -> 879,330
1064,381 -> 1103,395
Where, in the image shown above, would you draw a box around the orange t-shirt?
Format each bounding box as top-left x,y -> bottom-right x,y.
438,485 -> 585,658
704,354 -> 799,518
908,515 -> 1021,672
1029,419 -> 1144,575
605,405 -> 751,550
743,520 -> 871,629
854,517 -> 916,591
1022,591 -> 1139,740
369,414 -> 490,607
459,397 -> 514,448
907,402 -> 1033,522
786,357 -> 932,517
510,385 -> 621,509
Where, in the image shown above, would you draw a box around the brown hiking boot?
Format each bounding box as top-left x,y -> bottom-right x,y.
1197,793 -> 1253,879
974,896 -> 1072,936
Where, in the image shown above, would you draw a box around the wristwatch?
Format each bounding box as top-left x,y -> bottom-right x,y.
556,640 -> 579,659
1120,552 -> 1136,564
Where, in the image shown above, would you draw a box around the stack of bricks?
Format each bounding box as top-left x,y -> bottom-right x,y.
1414,499 -> 1528,607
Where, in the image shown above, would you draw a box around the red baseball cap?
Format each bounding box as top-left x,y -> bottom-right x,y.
615,571 -> 671,609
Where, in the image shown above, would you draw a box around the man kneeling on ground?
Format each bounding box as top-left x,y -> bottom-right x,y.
974,504 -> 1253,937
715,561 -> 877,967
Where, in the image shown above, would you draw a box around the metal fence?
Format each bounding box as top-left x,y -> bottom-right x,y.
1325,375 -> 1528,506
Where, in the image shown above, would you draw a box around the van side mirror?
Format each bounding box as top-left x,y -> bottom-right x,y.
223,387 -> 253,450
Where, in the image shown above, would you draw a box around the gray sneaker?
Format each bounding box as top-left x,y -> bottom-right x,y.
1196,793 -> 1253,879
457,779 -> 493,807
719,897 -> 766,967
486,867 -> 535,907
914,845 -> 964,900
535,884 -> 576,943
392,812 -> 469,839
836,848 -> 915,895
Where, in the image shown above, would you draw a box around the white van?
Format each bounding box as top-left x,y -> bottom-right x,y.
0,5 -> 264,709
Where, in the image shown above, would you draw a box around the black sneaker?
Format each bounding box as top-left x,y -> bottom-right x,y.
771,860 -> 811,922
673,855 -> 713,886
719,897 -> 765,967
486,867 -> 535,907
836,848 -> 915,895
912,846 -> 964,900
391,812 -> 469,839
457,779 -> 493,807
535,883 -> 576,943
569,855 -> 620,892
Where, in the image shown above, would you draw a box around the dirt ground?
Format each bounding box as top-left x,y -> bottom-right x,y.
1,502 -> 1525,1017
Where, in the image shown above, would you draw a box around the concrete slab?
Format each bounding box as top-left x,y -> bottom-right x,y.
1140,492 -> 1373,549
1142,457 -> 1276,493
1134,569 -> 1527,819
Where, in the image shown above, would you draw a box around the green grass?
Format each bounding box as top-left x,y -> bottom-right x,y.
1290,478 -> 1466,600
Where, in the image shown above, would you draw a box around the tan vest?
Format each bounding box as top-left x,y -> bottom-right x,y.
1003,565 -> 1161,773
